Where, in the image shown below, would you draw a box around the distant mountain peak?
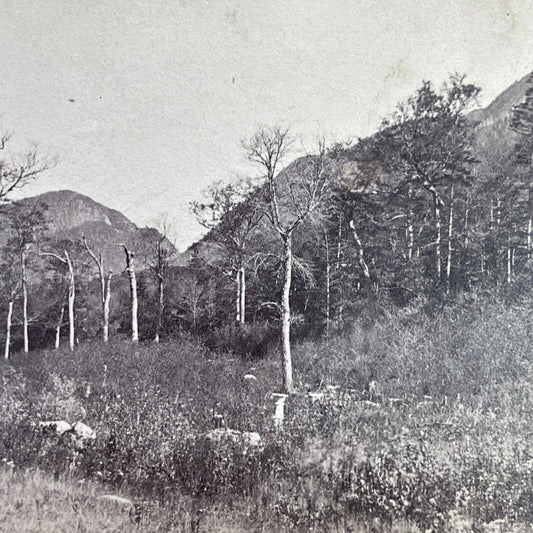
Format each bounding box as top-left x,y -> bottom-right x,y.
15,190 -> 184,272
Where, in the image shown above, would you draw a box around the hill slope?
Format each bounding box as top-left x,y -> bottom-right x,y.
469,72 -> 531,160
16,190 -> 184,273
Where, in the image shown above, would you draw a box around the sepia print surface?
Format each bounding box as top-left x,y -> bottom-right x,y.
1,1 -> 533,531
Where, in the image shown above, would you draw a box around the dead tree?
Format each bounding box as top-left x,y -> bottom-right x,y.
40,251 -> 76,351
122,244 -> 139,343
244,127 -> 331,394
82,237 -> 112,343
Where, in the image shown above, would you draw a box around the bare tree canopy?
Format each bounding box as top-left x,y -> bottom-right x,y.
0,120 -> 56,203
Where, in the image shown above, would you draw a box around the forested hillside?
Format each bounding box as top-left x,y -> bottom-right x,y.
3,71 -> 533,531
1,73 -> 533,361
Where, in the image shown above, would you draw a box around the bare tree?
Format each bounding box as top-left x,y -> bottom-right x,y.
122,244 -> 139,343
82,237 -> 112,343
0,256 -> 19,360
4,201 -> 47,353
145,223 -> 176,343
0,122 -> 55,203
40,250 -> 76,351
244,127 -> 332,393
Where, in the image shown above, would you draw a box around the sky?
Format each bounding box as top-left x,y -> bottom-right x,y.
1,0 -> 532,250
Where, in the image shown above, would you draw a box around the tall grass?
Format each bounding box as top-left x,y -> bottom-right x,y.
2,294 -> 533,531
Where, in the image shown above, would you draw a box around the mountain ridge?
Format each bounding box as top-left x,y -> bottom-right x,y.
15,190 -> 184,273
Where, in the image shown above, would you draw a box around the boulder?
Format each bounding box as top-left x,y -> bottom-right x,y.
243,374 -> 258,383
39,420 -> 73,435
73,421 -> 96,440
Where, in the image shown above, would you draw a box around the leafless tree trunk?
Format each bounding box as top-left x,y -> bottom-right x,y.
55,304 -> 64,350
349,219 -> 371,281
446,181 -> 455,294
281,233 -> 293,391
82,237 -> 112,343
507,236 -> 512,284
103,272 -> 112,342
406,215 -> 414,263
336,214 -> 343,269
323,227 -> 331,339
21,251 -> 28,353
527,181 -> 533,265
122,245 -> 138,343
155,273 -> 164,343
428,186 -> 443,281
40,250 -> 75,351
244,128 -> 331,394
66,251 -> 75,351
4,300 -> 13,360
236,266 -> 246,325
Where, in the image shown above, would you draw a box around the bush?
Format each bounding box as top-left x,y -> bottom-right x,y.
4,294 -> 533,531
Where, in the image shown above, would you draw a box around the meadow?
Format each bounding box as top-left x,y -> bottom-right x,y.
2,294 -> 533,532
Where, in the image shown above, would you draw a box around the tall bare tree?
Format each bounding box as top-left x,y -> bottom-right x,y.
40,250 -> 76,351
244,127 -> 332,393
5,201 -> 47,353
82,237 -> 112,343
0,255 -> 19,360
145,224 -> 176,343
122,244 -> 139,343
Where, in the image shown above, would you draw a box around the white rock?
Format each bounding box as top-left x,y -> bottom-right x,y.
205,428 -> 261,448
307,391 -> 325,401
39,420 -> 73,435
243,374 -> 258,383
242,431 -> 261,447
73,421 -> 96,440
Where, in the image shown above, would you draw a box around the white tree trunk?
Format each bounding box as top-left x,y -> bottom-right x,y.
324,229 -> 331,339
235,266 -> 246,325
66,251 -> 75,352
336,215 -> 342,269
446,182 -> 454,294
123,246 -> 138,343
349,219 -> 370,281
239,266 -> 245,325
55,304 -> 64,350
281,234 -> 294,394
103,272 -> 112,343
431,190 -> 443,281
407,186 -> 414,262
21,252 -> 28,353
235,270 -> 241,323
155,274 -> 163,343
5,300 -> 13,360
507,237 -> 512,284
527,181 -> 533,265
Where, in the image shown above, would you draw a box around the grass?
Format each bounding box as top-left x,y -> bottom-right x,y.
3,294 -> 533,531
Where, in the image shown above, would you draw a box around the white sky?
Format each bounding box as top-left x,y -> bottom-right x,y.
1,0 -> 532,250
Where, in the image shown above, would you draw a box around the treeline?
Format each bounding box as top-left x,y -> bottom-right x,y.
1,73 -> 533,379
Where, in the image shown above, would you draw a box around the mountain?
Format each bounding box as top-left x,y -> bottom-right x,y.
15,190 -> 184,273
469,73 -> 531,161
